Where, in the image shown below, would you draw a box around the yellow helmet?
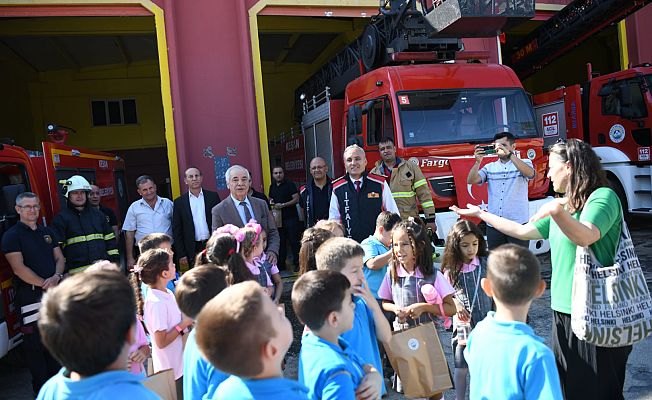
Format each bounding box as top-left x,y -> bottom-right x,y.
61,175 -> 91,198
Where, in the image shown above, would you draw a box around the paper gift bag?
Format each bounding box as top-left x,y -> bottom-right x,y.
386,322 -> 453,398
143,368 -> 177,400
272,208 -> 283,228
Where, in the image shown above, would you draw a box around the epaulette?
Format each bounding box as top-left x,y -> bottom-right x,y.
367,173 -> 386,185
332,176 -> 347,189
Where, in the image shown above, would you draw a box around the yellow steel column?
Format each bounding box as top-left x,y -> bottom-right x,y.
617,20 -> 629,71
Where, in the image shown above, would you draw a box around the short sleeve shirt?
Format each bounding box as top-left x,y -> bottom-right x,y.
1,222 -> 57,287
360,236 -> 390,299
122,196 -> 173,242
479,158 -> 533,224
143,288 -> 184,379
269,179 -> 299,220
532,188 -> 622,313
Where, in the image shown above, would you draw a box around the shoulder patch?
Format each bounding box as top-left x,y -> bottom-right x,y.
332,178 -> 347,189
367,173 -> 386,184
299,185 -> 306,193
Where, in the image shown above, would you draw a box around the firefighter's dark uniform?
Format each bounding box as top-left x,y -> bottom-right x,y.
51,203 -> 119,274
331,172 -> 388,242
1,222 -> 60,393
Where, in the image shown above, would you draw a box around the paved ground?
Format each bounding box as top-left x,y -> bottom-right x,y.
1,222 -> 651,400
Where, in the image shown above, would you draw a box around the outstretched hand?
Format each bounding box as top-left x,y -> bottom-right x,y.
450,204 -> 482,218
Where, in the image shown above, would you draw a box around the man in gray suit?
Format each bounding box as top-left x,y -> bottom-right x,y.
211,165 -> 280,265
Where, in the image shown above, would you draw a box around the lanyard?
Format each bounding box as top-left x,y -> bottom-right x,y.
462,264 -> 482,315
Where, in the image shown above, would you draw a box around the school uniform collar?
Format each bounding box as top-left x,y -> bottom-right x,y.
54,368 -> 146,394
303,331 -> 352,354
461,256 -> 480,273
483,311 -> 540,339
396,264 -> 424,278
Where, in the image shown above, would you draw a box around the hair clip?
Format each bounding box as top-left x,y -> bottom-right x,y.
132,265 -> 143,275
228,248 -> 235,256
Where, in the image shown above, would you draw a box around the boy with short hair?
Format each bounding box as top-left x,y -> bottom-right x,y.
464,244 -> 562,399
175,265 -> 229,400
316,237 -> 391,394
360,211 -> 402,300
36,271 -> 158,399
293,270 -> 382,400
195,281 -> 308,399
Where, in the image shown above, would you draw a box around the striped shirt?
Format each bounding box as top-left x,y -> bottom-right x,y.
478,158 -> 533,224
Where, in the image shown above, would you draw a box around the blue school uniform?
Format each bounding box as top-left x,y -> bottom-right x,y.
464,312 -> 563,400
37,368 -> 158,400
184,330 -> 229,400
299,332 -> 367,400
360,235 -> 390,299
213,375 -> 309,400
341,296 -> 385,395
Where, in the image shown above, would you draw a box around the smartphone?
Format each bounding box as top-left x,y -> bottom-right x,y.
478,145 -> 496,154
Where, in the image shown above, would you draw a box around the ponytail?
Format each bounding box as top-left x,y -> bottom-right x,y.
130,272 -> 144,318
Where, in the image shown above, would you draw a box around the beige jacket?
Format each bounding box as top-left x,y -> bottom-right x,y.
370,158 -> 436,220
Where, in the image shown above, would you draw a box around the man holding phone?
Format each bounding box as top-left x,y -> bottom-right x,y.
467,132 -> 535,249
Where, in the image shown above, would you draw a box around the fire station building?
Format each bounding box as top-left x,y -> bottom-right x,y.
1,0 -> 650,200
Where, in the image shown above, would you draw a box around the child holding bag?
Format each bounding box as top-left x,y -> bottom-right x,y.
378,218 -> 456,399
440,220 -> 493,400
132,248 -> 192,396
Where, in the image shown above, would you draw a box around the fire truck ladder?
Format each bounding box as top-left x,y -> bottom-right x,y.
508,0 -> 652,79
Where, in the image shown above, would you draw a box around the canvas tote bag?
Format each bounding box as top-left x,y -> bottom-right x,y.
385,321 -> 453,398
572,216 -> 652,347
143,367 -> 177,400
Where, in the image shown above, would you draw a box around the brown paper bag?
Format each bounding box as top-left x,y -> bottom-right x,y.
385,322 -> 453,398
143,368 -> 177,400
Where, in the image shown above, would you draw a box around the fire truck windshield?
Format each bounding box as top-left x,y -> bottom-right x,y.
397,88 -> 537,146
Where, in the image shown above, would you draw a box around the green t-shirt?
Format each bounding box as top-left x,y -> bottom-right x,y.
532,187 -> 622,313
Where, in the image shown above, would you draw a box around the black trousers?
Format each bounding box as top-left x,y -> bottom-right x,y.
551,310 -> 632,400
486,226 -> 530,250
22,327 -> 60,394
278,218 -> 302,271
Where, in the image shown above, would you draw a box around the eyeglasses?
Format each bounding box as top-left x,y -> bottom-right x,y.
18,205 -> 41,211
555,138 -> 567,144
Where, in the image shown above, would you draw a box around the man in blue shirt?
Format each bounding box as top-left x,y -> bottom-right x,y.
37,271 -> 158,399
315,238 -> 392,396
464,245 -> 562,399
293,270 -> 382,400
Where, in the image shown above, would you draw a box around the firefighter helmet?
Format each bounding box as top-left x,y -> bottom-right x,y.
61,175 -> 92,198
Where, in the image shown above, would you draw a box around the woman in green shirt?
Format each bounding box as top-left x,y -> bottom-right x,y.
451,139 -> 631,400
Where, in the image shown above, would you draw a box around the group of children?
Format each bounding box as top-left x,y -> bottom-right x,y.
32,213 -> 563,400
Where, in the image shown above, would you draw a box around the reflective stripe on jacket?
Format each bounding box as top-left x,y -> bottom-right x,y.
370,158 -> 436,220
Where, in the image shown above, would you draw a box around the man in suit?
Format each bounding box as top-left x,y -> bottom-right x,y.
211,165 -> 280,265
172,167 -> 221,271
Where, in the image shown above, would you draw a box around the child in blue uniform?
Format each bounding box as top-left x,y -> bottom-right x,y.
464,244 -> 562,399
195,281 -> 308,400
293,270 -> 383,400
36,270 -> 158,400
175,262 -> 229,400
315,237 -> 392,396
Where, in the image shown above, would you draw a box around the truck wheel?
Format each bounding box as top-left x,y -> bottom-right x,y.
608,177 -> 631,223
360,25 -> 380,71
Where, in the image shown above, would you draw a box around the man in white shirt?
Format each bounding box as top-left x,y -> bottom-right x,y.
172,167 -> 221,271
329,145 -> 399,242
123,175 -> 174,268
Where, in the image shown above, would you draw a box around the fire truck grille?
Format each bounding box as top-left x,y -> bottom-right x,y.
429,176 -> 456,198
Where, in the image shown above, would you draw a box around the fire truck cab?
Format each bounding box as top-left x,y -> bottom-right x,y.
0,141 -> 127,358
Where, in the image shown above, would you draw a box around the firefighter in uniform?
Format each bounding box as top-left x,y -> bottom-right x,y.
1,192 -> 63,393
370,137 -> 437,230
51,175 -> 119,274
329,145 -> 399,242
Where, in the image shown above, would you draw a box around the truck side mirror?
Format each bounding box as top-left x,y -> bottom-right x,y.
347,105 -> 362,136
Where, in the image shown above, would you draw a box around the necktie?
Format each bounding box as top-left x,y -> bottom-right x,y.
355,181 -> 361,193
240,201 -> 252,223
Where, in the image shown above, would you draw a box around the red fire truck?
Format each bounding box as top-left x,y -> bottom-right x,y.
271,0 -> 551,245
0,140 -> 128,358
533,64 -> 652,216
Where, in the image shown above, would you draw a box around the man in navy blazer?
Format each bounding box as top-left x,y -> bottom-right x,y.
172,167 -> 221,270
211,165 -> 280,265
